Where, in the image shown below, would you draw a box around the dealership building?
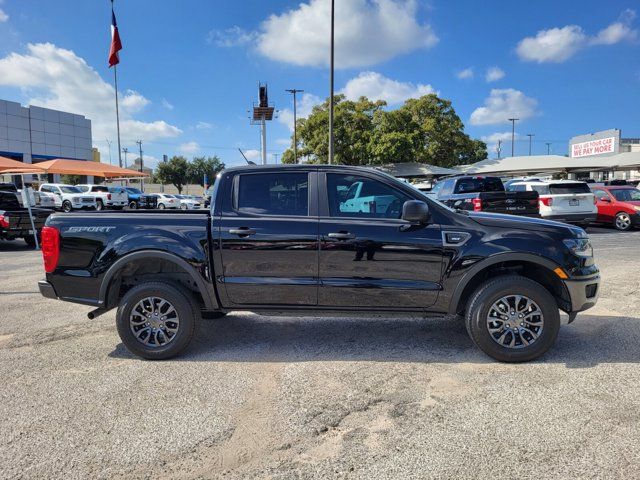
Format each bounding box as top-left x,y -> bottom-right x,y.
0,99 -> 93,167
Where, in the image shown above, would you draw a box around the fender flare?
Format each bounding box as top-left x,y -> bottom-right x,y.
447,252 -> 563,314
98,250 -> 218,310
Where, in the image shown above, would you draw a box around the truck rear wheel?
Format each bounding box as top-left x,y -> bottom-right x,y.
116,281 -> 199,360
465,275 -> 560,362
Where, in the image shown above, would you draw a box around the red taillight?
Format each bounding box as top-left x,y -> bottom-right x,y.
107,193 -> 112,200
540,197 -> 553,207
0,215 -> 9,228
472,198 -> 482,211
41,226 -> 60,273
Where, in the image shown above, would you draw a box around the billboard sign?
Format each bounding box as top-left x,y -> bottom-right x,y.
569,129 -> 620,158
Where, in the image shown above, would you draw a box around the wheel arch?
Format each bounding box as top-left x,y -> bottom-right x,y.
99,250 -> 218,311
448,253 -> 571,315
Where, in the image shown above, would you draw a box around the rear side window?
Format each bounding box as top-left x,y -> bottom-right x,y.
549,183 -> 591,195
507,184 -> 527,192
611,189 -> 640,202
236,172 -> 308,216
531,185 -> 550,195
454,177 -> 503,194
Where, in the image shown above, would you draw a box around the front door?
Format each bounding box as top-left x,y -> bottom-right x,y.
218,170 -> 319,306
318,172 -> 443,309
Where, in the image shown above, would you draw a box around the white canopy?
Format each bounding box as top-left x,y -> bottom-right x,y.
376,162 -> 459,178
462,152 -> 640,176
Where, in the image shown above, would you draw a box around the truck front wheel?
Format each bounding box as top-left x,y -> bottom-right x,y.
465,275 -> 560,362
116,282 -> 199,360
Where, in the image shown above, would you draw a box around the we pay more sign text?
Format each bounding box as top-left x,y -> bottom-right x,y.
571,137 -> 616,158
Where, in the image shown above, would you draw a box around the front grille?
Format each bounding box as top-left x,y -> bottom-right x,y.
82,198 -> 93,203
585,283 -> 598,298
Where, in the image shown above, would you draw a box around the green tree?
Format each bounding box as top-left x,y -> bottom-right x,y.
155,156 -> 189,193
61,174 -> 83,185
282,93 -> 487,168
188,156 -> 225,186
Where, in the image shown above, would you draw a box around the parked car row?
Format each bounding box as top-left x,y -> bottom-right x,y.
424,175 -> 640,231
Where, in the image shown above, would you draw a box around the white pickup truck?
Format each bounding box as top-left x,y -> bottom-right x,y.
77,184 -> 128,210
38,184 -> 97,212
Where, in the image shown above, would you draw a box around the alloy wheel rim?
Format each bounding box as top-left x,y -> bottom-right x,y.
616,214 -> 630,229
129,296 -> 180,347
486,294 -> 544,349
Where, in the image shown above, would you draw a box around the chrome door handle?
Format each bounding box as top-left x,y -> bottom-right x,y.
328,232 -> 355,240
229,227 -> 256,236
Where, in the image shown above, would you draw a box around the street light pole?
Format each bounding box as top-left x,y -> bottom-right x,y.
106,139 -> 112,165
527,133 -> 535,156
546,142 -> 552,155
328,0 -> 335,165
136,139 -> 144,192
122,147 -> 129,168
286,89 -> 304,163
508,118 -> 519,157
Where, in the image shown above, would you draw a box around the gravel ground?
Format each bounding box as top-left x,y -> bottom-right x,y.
1,227 -> 640,479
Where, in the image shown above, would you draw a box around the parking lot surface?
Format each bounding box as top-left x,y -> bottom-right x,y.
1,227 -> 640,479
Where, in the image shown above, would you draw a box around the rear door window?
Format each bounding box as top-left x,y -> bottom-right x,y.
236,172 -> 309,216
531,185 -> 551,195
549,183 -> 591,195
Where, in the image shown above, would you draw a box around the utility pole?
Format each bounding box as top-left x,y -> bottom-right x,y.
496,139 -> 502,159
328,0 -> 335,165
136,140 -> 144,191
273,153 -> 279,163
508,118 -> 519,157
546,142 -> 552,155
122,147 -> 129,168
527,133 -> 535,156
106,139 -> 113,165
285,89 -> 304,163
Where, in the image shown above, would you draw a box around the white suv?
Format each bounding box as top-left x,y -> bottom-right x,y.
507,180 -> 597,227
77,184 -> 128,210
39,184 -> 97,212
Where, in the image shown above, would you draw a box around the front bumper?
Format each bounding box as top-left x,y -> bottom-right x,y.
38,280 -> 58,300
543,213 -> 597,224
562,275 -> 600,313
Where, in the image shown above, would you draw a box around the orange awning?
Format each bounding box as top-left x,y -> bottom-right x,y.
0,156 -> 46,174
33,158 -> 149,178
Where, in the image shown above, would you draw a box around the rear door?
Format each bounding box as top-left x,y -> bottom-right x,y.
217,170 -> 319,306
318,171 -> 442,309
549,183 -> 595,215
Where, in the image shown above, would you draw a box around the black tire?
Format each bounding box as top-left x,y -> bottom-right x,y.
128,201 -> 138,210
465,275 -> 560,362
614,212 -> 632,231
96,200 -> 104,211
116,282 -> 200,360
158,203 -> 166,209
24,235 -> 39,248
62,201 -> 72,213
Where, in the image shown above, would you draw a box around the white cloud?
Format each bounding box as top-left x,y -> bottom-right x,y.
481,131 -> 521,150
485,67 -> 505,82
517,11 -> 637,63
255,0 -> 438,68
0,8 -> 8,23
208,26 -> 257,47
179,141 -> 199,155
516,25 -> 586,63
276,138 -> 291,146
195,121 -> 214,130
470,89 -> 538,126
161,98 -> 174,110
591,10 -> 638,45
456,67 -> 474,79
0,43 -> 182,152
243,149 -> 261,161
278,92 -> 322,132
341,71 -> 436,104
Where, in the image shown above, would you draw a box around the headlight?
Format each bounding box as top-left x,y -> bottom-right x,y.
73,197 -> 81,202
563,238 -> 593,257
634,206 -> 640,212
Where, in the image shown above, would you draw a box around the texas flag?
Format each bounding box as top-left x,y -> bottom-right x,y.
108,3 -> 122,67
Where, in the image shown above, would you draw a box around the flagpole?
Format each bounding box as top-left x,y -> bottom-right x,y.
113,64 -> 122,169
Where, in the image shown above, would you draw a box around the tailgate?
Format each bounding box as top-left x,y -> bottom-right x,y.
5,209 -> 49,232
480,191 -> 539,215
550,193 -> 595,214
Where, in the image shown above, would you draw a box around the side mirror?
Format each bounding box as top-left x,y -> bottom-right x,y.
402,200 -> 430,224
601,197 -> 611,203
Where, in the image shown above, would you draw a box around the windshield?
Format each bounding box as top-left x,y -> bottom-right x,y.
611,188 -> 640,202
549,183 -> 590,195
60,186 -> 82,193
454,177 -> 504,194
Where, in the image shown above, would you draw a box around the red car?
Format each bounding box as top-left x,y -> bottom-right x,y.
591,186 -> 640,231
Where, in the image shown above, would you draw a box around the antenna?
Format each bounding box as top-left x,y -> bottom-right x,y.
238,148 -> 256,165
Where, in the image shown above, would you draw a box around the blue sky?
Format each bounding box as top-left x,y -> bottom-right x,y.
0,0 -> 638,168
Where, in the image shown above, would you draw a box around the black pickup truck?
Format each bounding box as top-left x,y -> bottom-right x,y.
0,184 -> 52,247
38,165 -> 600,362
435,175 -> 540,216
